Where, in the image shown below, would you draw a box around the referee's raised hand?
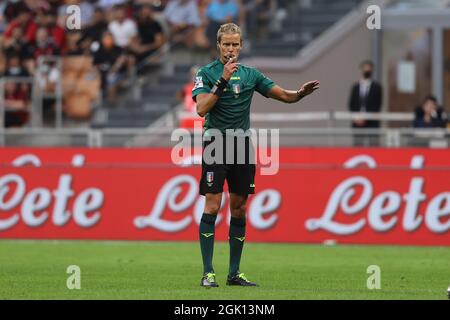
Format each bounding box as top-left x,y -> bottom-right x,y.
297,80 -> 320,97
222,56 -> 239,81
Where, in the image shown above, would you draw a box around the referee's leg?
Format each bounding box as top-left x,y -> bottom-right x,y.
199,193 -> 221,287
226,193 -> 258,286
229,193 -> 248,276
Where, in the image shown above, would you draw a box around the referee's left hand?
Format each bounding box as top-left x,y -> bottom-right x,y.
298,80 -> 320,97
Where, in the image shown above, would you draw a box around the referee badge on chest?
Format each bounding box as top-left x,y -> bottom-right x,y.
206,171 -> 214,186
232,83 -> 241,97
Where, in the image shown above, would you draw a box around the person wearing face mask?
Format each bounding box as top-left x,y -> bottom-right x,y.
348,60 -> 383,147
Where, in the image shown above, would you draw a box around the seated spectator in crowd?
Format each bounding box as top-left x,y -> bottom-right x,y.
40,8 -> 66,51
78,7 -> 109,53
108,4 -> 138,49
413,96 -> 448,128
26,27 -> 61,74
92,31 -> 128,104
3,5 -> 37,45
2,0 -> 27,24
2,54 -> 31,106
2,27 -> 33,62
193,0 -> 213,50
163,0 -> 201,47
205,0 -> 239,54
128,4 -> 165,63
3,54 -> 30,77
4,81 -> 30,127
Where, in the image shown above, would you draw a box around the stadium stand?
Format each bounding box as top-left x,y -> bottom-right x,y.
249,0 -> 364,57
0,0 -> 365,130
1,0 -> 449,148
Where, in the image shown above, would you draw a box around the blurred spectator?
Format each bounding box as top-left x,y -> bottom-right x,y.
37,60 -> 61,122
205,0 -> 239,50
65,31 -> 84,55
243,0 -> 276,41
163,0 -> 201,47
4,80 -> 30,127
194,0 -> 212,50
108,4 -> 138,48
26,27 -> 61,74
3,54 -> 30,77
3,26 -> 33,61
3,5 -> 37,44
128,4 -> 164,63
2,54 -> 30,127
413,96 -> 448,128
348,60 -> 382,147
41,8 -> 66,51
92,31 -> 128,103
78,7 -> 109,53
2,0 -> 28,24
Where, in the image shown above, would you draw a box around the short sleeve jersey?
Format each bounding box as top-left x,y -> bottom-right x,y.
192,59 -> 275,134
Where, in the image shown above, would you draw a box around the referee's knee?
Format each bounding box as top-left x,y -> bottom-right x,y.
204,203 -> 221,215
230,205 -> 246,219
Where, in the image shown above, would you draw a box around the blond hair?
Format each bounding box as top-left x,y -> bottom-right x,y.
216,23 -> 242,43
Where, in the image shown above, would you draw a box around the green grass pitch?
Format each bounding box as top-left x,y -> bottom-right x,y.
0,240 -> 449,300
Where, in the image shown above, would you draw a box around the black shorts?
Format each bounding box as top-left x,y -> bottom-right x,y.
199,135 -> 256,196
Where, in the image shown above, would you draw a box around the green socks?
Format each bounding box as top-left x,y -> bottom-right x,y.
199,213 -> 217,274
229,216 -> 246,277
200,214 -> 247,277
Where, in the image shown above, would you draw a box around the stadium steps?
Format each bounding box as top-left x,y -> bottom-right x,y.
249,0 -> 363,57
91,103 -> 171,129
91,65 -> 189,128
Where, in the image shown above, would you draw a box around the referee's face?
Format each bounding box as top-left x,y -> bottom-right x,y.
218,33 -> 242,64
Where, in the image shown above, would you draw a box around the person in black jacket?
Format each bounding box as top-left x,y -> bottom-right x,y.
348,60 -> 382,147
413,95 -> 448,128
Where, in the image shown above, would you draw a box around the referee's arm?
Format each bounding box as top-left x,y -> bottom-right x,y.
195,93 -> 220,117
267,81 -> 320,104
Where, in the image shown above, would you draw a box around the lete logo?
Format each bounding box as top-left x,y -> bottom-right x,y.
134,175 -> 281,232
0,154 -> 104,230
306,155 -> 450,235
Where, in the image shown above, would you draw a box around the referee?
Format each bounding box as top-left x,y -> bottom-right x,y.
192,23 -> 319,287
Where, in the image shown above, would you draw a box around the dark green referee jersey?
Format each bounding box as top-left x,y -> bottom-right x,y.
191,59 -> 275,133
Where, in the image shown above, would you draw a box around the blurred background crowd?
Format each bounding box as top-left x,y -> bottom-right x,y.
0,0 -> 282,127
0,0 -> 449,148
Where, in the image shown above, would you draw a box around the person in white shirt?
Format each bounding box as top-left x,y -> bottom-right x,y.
108,4 -> 138,48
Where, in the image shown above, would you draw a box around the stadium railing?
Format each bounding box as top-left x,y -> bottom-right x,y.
1,111 -> 449,147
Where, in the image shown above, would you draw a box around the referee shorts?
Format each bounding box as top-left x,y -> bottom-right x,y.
199,135 -> 256,196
